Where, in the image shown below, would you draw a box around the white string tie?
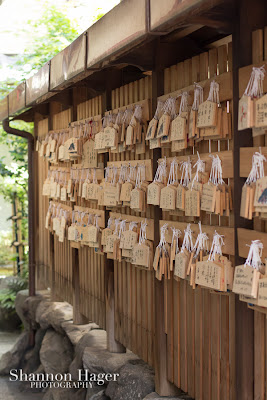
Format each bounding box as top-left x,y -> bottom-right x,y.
181,224 -> 193,253
193,222 -> 209,259
245,240 -> 263,270
208,231 -> 224,261
192,84 -> 204,111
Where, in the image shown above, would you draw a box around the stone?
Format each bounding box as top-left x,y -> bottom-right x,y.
88,389 -> 109,400
86,386 -> 108,400
36,301 -> 73,333
15,290 -> 50,330
70,329 -> 107,380
43,387 -> 86,400
40,329 -> 73,375
83,346 -> 138,376
105,359 -> 155,400
43,389 -> 54,400
61,321 -> 99,346
22,293 -> 49,329
22,329 -> 46,373
143,393 -> 193,400
14,289 -> 30,329
0,331 -> 30,375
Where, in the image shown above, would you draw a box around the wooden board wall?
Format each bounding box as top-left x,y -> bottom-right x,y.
36,118 -> 51,289
161,42 -> 235,400
109,76 -> 155,366
75,95 -> 106,328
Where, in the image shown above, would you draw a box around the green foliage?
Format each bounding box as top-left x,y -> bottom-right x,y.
14,4 -> 79,79
0,277 -> 28,313
0,232 -> 14,266
0,4 -> 78,269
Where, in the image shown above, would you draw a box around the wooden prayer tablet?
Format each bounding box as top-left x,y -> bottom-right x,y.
50,181 -> 57,199
157,114 -> 171,138
160,186 -> 176,210
195,260 -> 222,291
130,188 -> 144,210
125,125 -> 134,145
87,225 -> 98,243
106,234 -> 119,253
254,176 -> 267,208
188,109 -> 197,139
42,179 -> 51,196
65,137 -> 78,156
149,137 -> 161,149
101,227 -> 113,246
240,184 -> 250,219
103,186 -> 117,207
185,189 -> 200,217
82,140 -> 98,168
60,187 -> 67,202
68,226 -> 76,241
120,230 -> 138,250
58,145 -> 66,160
132,243 -> 150,268
120,182 -> 133,202
171,138 -> 187,152
197,100 -> 217,128
238,94 -> 253,130
87,183 -> 100,201
176,185 -> 185,210
174,252 -> 189,280
103,127 -> 117,148
50,139 -> 56,153
255,94 -> 267,128
233,265 -> 260,298
170,115 -> 186,141
147,182 -> 162,205
146,118 -> 158,140
200,182 -> 216,213
258,278 -> 267,307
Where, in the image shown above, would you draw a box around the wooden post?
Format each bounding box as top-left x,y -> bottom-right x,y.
232,0 -> 267,398
50,232 -> 57,301
105,255 -> 126,353
72,247 -> 88,324
153,39 -> 179,397
103,71 -> 126,353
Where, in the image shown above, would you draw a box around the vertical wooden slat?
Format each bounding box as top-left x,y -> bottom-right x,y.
211,294 -> 220,400
203,290 -> 211,400
167,276 -> 174,383
195,286 -> 203,400
187,283 -> 195,398
220,296 -> 230,400
254,311 -> 265,400
209,48 -> 218,78
252,29 -> 264,63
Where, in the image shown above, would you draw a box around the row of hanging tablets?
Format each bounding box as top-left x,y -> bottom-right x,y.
37,79 -> 231,163
238,65 -> 267,136
147,80 -> 231,152
42,153 -> 232,217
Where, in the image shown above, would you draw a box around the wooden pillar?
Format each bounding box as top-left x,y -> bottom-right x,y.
72,247 -> 88,324
50,232 -> 57,301
103,70 -> 126,353
232,0 -> 267,399
153,39 -> 179,397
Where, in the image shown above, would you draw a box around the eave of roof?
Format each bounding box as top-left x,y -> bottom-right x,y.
0,0 -> 230,122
